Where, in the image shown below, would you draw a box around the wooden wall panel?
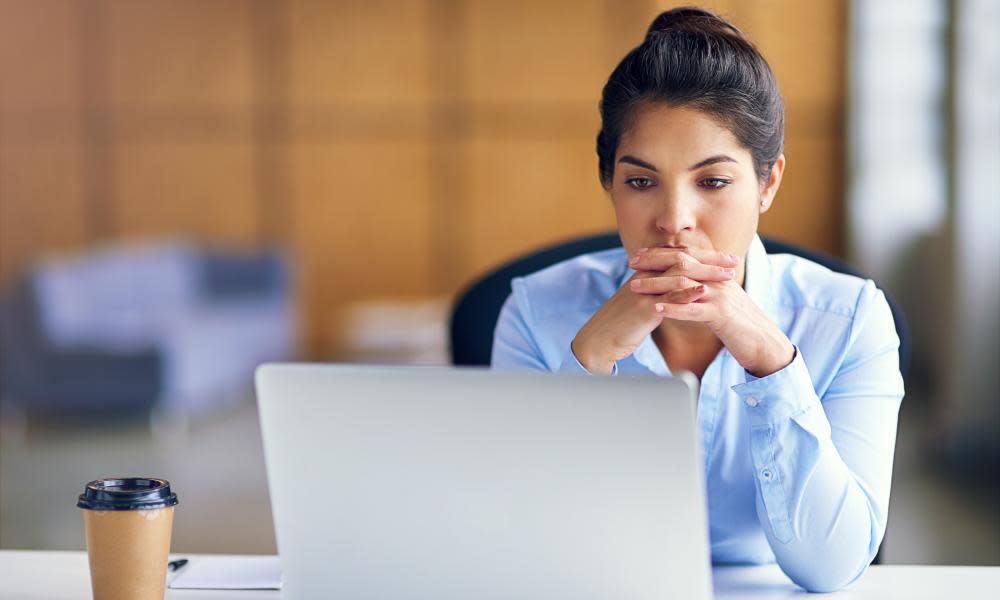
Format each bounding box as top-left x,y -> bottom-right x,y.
111,143 -> 258,244
290,141 -> 433,355
101,0 -> 255,110
289,0 -> 430,106
0,0 -> 847,359
465,0 -> 610,104
742,0 -> 845,113
99,0 -> 258,244
287,0 -> 433,356
0,0 -> 82,109
744,1 -> 845,254
759,135 -> 842,252
0,0 -> 88,282
0,147 -> 89,281
454,0 -> 638,290
460,137 -> 617,285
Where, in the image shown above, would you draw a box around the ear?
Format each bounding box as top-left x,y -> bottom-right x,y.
759,154 -> 785,214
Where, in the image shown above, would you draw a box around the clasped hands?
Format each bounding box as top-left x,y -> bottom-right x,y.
571,246 -> 795,377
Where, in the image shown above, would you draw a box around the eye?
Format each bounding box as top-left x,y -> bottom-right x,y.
625,176 -> 656,190
699,177 -> 732,190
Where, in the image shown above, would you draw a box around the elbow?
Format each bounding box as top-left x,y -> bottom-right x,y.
775,526 -> 876,593
786,563 -> 868,593
779,548 -> 871,593
772,483 -> 886,592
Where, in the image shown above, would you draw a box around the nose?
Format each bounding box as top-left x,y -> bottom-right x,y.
654,190 -> 697,236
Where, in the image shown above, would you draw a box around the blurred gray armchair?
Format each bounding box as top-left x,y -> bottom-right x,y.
0,242 -> 297,421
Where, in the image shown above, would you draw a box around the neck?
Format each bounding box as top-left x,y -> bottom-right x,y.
652,319 -> 724,380
654,319 -> 720,350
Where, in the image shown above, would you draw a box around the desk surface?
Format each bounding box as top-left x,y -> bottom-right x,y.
1,550 -> 998,599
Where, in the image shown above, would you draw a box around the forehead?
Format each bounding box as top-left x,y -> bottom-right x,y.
618,102 -> 749,163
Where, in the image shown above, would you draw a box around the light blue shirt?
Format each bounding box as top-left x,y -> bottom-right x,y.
491,234 -> 904,592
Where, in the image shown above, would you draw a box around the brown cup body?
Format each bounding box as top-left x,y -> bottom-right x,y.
80,506 -> 174,600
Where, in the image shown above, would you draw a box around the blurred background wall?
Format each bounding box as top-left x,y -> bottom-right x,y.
1,0 -> 997,566
0,0 -> 846,360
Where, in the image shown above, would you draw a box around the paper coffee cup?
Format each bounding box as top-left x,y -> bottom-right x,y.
78,478 -> 179,600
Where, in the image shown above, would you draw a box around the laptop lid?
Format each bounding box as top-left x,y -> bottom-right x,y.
256,364 -> 712,600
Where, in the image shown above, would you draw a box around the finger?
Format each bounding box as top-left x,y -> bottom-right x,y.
630,276 -> 703,294
667,258 -> 736,282
632,246 -> 740,270
632,251 -> 736,282
653,299 -> 711,320
630,246 -> 740,271
661,284 -> 707,304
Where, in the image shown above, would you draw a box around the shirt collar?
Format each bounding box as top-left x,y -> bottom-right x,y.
743,233 -> 776,316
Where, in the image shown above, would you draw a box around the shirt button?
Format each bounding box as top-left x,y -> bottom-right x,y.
745,396 -> 760,407
760,467 -> 774,482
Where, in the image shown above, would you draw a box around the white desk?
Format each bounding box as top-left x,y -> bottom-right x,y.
1,550 -> 997,599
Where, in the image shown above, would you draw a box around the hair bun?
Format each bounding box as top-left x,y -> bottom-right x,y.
645,6 -> 744,40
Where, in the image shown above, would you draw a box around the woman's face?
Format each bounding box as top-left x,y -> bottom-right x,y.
610,102 -> 784,283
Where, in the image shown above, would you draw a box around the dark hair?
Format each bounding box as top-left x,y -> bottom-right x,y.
596,7 -> 784,189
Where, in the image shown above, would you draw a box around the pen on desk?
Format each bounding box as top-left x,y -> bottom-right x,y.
168,558 -> 189,572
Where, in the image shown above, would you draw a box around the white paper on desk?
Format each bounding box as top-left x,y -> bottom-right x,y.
168,556 -> 282,590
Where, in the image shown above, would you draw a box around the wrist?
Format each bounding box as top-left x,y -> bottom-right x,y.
745,336 -> 795,378
571,337 -> 616,374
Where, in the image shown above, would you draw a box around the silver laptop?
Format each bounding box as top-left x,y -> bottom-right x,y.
255,364 -> 712,600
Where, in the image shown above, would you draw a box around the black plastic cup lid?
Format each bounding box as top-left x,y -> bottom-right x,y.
77,478 -> 179,511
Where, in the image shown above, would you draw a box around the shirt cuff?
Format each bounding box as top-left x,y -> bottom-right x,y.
558,344 -> 618,375
730,346 -> 818,427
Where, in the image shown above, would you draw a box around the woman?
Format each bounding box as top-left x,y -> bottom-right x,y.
492,7 -> 904,593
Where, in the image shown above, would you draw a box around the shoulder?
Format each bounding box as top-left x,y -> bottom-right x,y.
764,252 -> 901,394
767,251 -> 899,373
494,246 -> 627,370
767,252 -> 879,320
509,246 -> 628,322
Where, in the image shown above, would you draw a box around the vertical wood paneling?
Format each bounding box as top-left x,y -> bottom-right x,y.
746,0 -> 846,253
461,136 -> 617,285
0,146 -> 89,280
465,0 -> 609,104
0,0 -> 88,282
111,143 -> 258,243
101,0 -> 255,110
287,0 -> 433,355
101,0 -> 257,244
289,0 -> 430,106
290,141 -> 433,355
760,135 -> 843,250
0,0 -> 847,358
0,0 -> 83,109
455,0 -> 625,290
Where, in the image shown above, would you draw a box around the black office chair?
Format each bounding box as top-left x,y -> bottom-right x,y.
448,231 -> 908,564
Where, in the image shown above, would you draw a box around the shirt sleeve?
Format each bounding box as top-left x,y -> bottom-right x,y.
491,288 -> 617,375
730,280 -> 904,592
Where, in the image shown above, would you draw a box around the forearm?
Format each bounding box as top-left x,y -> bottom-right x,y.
749,404 -> 884,592
733,349 -> 900,592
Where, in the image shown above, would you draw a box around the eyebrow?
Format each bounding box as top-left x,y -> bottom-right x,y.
617,154 -> 738,172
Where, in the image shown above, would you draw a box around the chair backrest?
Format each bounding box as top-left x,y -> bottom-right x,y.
448,231 -> 911,382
